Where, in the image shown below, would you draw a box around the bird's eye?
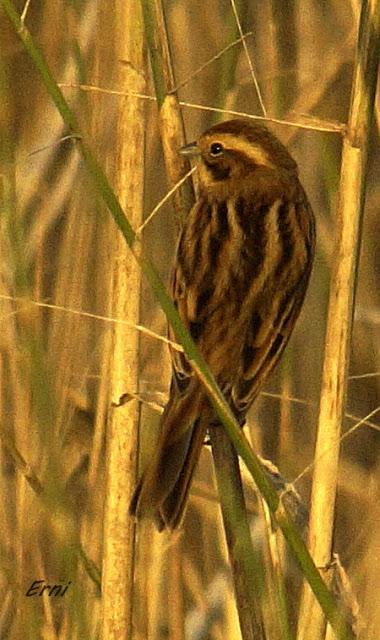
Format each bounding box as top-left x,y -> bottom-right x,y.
209,142 -> 224,157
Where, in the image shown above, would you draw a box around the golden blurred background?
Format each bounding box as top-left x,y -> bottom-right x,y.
0,1 -> 379,638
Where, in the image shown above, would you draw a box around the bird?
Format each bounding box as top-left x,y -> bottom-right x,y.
129,118 -> 315,530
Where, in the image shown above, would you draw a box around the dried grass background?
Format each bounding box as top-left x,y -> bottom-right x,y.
0,1 -> 379,639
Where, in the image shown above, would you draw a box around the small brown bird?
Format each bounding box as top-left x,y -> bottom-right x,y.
130,119 -> 315,530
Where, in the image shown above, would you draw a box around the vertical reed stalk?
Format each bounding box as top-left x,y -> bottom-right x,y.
101,1 -> 145,638
141,0 -> 194,222
212,0 -> 247,120
142,1 -> 267,636
269,0 -> 298,113
297,2 -> 380,639
209,428 -> 266,640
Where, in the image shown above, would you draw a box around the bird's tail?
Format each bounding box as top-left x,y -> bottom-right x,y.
129,382 -> 208,530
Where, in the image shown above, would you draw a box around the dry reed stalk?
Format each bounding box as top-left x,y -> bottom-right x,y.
297,2 -> 380,639
143,0 -> 270,640
269,1 -> 298,114
100,3 -> 146,640
141,0 -> 194,223
145,530 -> 169,639
168,534 -> 185,640
0,84 -> 40,634
142,2 -> 270,636
211,0 -> 248,119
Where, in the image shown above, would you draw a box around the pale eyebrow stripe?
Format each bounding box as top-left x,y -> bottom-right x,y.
204,133 -> 274,168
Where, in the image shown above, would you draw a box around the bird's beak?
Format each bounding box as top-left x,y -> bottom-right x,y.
179,142 -> 200,157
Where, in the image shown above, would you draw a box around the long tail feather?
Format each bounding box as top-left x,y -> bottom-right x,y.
129,382 -> 207,528
157,418 -> 208,529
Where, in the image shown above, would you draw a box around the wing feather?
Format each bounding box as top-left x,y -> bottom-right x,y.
168,192 -> 315,418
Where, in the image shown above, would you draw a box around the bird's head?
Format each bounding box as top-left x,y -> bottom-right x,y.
180,119 -> 298,197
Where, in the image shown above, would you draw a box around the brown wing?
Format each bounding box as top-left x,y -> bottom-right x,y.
168,191 -> 315,416
232,264 -> 312,414
232,197 -> 315,414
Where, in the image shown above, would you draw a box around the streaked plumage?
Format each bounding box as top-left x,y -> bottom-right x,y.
130,119 -> 315,530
